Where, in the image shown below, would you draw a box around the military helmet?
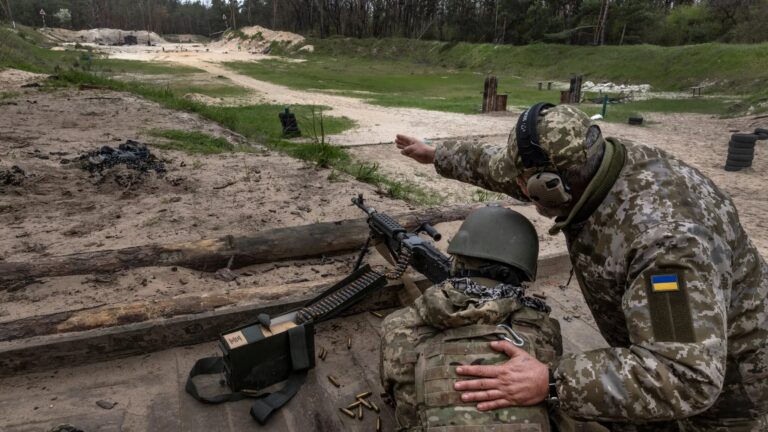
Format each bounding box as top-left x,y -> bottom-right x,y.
490,104 -> 604,178
448,206 -> 539,281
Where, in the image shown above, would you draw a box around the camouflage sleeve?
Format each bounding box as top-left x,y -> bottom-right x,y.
555,223 -> 729,422
433,139 -> 529,202
380,306 -> 426,429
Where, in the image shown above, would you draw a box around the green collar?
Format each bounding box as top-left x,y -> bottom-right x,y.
549,138 -> 626,235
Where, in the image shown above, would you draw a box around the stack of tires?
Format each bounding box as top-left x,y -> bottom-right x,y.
725,130 -> 766,172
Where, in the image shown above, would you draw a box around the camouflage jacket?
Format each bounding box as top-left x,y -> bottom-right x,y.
380,279 -> 562,431
434,138 -> 768,423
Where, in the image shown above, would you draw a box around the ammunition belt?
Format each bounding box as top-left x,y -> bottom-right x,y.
295,268 -> 384,324
385,247 -> 413,281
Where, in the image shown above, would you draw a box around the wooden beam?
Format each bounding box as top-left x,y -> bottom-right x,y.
0,277 -> 430,376
0,202 -> 497,291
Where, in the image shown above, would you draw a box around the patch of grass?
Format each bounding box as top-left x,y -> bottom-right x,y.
0,25 -> 77,72
51,69 -> 438,204
224,56 -> 742,116
0,91 -> 20,100
148,129 -> 235,154
92,58 -> 202,76
241,37 -> 768,115
306,38 -> 768,95
580,97 -> 736,123
89,59 -> 246,99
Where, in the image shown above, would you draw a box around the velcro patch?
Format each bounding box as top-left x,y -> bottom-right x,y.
646,271 -> 695,343
651,274 -> 680,292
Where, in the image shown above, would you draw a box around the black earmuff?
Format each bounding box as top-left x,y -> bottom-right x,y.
515,102 -> 555,169
516,103 -> 573,208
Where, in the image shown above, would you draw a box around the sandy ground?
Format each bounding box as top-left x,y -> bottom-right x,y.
0,79 -> 415,321
82,43 -> 517,145
0,75 -> 557,324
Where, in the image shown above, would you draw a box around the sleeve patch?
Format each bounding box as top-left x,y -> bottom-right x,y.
646,271 -> 695,343
651,274 -> 680,292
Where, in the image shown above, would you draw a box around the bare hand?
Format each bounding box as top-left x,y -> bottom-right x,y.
454,340 -> 549,410
395,134 -> 435,164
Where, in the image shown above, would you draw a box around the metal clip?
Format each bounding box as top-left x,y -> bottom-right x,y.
496,324 -> 525,347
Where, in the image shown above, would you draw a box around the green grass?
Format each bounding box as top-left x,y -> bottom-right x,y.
579,96 -> 737,123
148,129 -> 235,154
0,25 -> 77,72
46,69 -> 438,204
305,38 -> 768,95
92,58 -> 202,75
241,37 -> 768,116
226,58 -> 562,114
89,58 -> 247,99
224,54 -> 755,116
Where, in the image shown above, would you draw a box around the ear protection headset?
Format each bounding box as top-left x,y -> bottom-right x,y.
515,103 -> 573,208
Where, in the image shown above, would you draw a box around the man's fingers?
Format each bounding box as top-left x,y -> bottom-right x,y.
455,364 -> 502,379
491,340 -> 528,358
454,377 -> 499,391
460,389 -> 505,402
477,399 -> 513,411
401,147 -> 415,156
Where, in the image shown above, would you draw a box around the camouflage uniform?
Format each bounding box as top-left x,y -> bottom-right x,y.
431,105 -> 768,431
380,278 -> 563,431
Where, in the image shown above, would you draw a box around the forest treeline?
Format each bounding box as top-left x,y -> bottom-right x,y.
1,0 -> 767,45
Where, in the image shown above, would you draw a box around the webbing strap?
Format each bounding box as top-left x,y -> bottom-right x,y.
441,324 -> 505,342
185,357 -> 247,404
185,325 -> 312,425
251,325 -> 311,424
249,369 -> 308,424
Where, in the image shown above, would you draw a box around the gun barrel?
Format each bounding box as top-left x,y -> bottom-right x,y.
351,195 -> 374,215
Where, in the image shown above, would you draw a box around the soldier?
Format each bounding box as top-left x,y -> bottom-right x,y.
394,103 -> 768,431
381,205 -> 576,431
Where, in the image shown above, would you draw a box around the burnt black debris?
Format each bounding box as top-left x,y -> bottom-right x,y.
0,166 -> 26,186
74,140 -> 166,176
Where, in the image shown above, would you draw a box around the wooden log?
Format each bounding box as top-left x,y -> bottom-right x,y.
0,202 -> 497,290
0,274 -> 426,342
0,276 -> 430,376
482,75 -> 498,113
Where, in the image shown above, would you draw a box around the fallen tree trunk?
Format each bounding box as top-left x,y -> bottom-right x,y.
0,276 -> 431,375
0,275 -> 431,343
0,201 -> 503,290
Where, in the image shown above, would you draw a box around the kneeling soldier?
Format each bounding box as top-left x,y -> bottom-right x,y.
380,206 -> 592,431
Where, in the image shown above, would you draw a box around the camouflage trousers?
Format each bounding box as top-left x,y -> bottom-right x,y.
603,413 -> 768,432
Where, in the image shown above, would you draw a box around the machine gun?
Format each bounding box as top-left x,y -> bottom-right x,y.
352,194 -> 452,285
189,195 -> 452,423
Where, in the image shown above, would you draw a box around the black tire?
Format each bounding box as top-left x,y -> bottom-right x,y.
727,153 -> 754,162
724,165 -> 743,172
628,116 -> 644,125
755,128 -> 768,135
730,140 -> 756,150
731,133 -> 758,144
727,146 -> 755,156
726,158 -> 752,167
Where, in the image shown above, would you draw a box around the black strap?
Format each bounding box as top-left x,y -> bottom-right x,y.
249,369 -> 308,424
185,356 -> 247,404
185,325 -> 312,424
516,102 -> 555,168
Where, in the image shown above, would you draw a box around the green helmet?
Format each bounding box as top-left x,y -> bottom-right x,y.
448,206 -> 539,281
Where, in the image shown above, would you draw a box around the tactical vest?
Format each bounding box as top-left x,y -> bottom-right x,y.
412,307 -> 561,432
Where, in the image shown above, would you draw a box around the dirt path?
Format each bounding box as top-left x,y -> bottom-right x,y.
101,46 -> 515,146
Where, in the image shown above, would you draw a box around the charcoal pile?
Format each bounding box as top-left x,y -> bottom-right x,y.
73,140 -> 166,175
0,166 -> 27,186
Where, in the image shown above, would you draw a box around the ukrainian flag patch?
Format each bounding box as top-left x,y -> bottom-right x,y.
651,274 -> 680,292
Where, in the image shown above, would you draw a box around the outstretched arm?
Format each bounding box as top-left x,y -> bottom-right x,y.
396,134 -> 528,201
